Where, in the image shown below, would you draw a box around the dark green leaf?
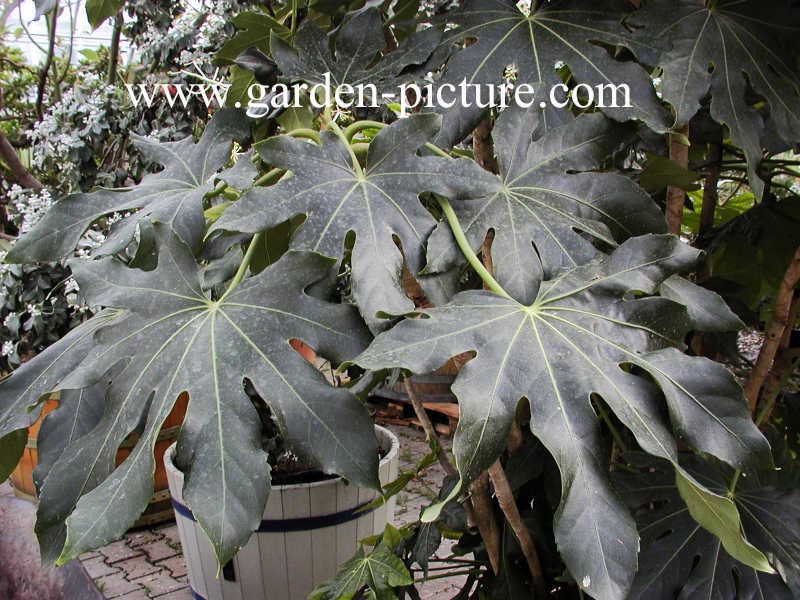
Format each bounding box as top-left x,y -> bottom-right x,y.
356,234 -> 771,599
0,429 -> 27,483
702,196 -> 800,312
270,7 -> 441,93
33,385 -> 105,563
427,108 -> 666,304
0,311 -> 118,441
215,11 -> 290,65
7,110 -> 250,263
1,226 -> 375,566
213,114 -> 492,330
614,453 -> 798,598
659,275 -> 744,332
631,0 -> 800,196
430,0 -> 671,147
412,523 -> 442,577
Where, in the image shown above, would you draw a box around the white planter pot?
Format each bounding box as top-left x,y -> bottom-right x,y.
164,426 -> 400,600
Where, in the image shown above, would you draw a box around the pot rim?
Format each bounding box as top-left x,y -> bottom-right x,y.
164,424 -> 399,492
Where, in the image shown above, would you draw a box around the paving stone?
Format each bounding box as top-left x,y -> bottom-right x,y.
100,540 -> 144,564
114,557 -> 161,580
94,573 -> 144,599
156,523 -> 182,552
131,570 -> 185,597
125,530 -> 163,548
139,540 -> 180,562
149,588 -> 192,600
80,551 -> 103,560
82,556 -> 122,579
155,555 -> 187,579
114,590 -> 152,600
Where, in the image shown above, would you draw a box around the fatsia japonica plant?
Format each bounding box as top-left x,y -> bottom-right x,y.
2,0 -> 799,598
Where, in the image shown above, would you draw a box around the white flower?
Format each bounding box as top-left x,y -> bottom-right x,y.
1,341 -> 15,357
3,312 -> 17,327
64,278 -> 80,294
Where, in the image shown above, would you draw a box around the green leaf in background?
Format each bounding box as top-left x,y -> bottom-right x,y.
213,114 -> 492,331
682,189 -> 756,235
638,153 -> 702,194
270,7 -> 441,95
0,429 -> 27,482
615,453 -> 798,598
0,226 -> 376,566
215,11 -> 290,65
357,234 -> 771,599
6,110 -> 250,263
426,108 -> 666,304
701,196 -> 800,314
310,542 -> 413,600
631,0 -> 800,197
85,0 -> 124,29
429,0 -> 671,147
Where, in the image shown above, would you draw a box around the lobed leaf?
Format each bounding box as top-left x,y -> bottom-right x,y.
630,0 -> 800,196
427,108 -> 666,304
356,234 -> 771,598
6,110 -> 250,263
615,453 -> 798,598
213,114 -> 494,330
0,226 -> 377,566
429,0 -> 671,147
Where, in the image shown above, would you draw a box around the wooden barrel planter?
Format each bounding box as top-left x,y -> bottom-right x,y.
10,391 -> 189,528
165,425 -> 400,600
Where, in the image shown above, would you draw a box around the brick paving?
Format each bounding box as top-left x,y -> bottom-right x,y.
73,425 -> 465,599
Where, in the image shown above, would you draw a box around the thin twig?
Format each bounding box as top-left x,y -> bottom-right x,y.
699,142 -> 721,235
35,1 -> 59,118
468,472 -> 502,575
488,461 -> 547,597
744,246 -> 800,412
0,129 -> 43,189
666,125 -> 689,235
403,378 -> 457,478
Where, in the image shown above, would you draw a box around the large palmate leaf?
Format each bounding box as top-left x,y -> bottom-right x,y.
6,110 -> 250,263
631,0 -> 800,197
213,114 -> 493,330
427,108 -> 666,304
270,7 -> 441,94
0,226 -> 376,565
356,235 -> 771,599
32,385 -> 106,563
614,452 -> 799,599
430,0 -> 670,147
0,311 -> 117,441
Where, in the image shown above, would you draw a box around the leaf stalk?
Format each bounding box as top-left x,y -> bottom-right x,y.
437,198 -> 512,300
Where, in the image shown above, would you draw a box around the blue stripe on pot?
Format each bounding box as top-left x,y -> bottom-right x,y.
191,588 -> 207,600
170,497 -> 379,532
